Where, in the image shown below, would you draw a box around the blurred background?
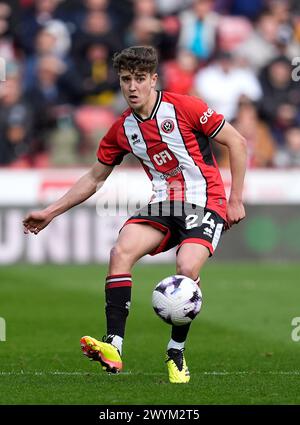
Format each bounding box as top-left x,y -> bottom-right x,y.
0,0 -> 300,263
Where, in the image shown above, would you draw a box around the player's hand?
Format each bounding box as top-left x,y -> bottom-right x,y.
23,210 -> 54,235
225,197 -> 246,230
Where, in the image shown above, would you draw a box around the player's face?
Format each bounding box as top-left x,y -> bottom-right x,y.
119,69 -> 158,113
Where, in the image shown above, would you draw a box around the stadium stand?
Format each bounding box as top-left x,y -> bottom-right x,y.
0,0 -> 299,168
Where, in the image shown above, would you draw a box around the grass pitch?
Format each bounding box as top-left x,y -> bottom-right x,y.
0,263 -> 300,405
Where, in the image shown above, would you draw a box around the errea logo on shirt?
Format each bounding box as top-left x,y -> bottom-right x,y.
200,108 -> 214,124
131,133 -> 141,145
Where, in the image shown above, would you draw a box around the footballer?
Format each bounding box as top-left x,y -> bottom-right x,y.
23,46 -> 246,383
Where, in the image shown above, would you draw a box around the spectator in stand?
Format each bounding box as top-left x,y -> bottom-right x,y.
268,0 -> 300,59
26,53 -> 88,166
273,127 -> 300,168
0,73 -> 34,166
75,38 -> 119,106
268,0 -> 300,60
272,104 -> 299,146
76,0 -> 133,38
54,0 -> 89,35
17,1 -> 102,49
234,12 -> 279,72
71,0 -> 111,36
26,54 -> 65,126
215,14 -> 253,53
134,0 -> 157,19
0,2 -> 17,62
259,55 -> 300,145
72,8 -> 122,63
216,97 -> 276,169
178,0 -> 220,61
82,9 -> 116,42
16,0 -> 61,54
126,0 -> 180,61
162,48 -> 198,95
268,0 -> 291,25
0,0 -> 19,30
235,10 -> 300,72
5,0 -> 299,169
25,54 -> 81,157
194,50 -> 262,122
23,20 -> 72,90
125,16 -> 159,50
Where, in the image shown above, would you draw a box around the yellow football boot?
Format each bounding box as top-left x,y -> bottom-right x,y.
166,348 -> 190,383
80,335 -> 122,373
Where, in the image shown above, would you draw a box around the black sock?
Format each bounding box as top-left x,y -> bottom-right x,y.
105,274 -> 132,338
171,323 -> 191,343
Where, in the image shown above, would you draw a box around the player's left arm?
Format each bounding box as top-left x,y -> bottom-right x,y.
213,121 -> 247,228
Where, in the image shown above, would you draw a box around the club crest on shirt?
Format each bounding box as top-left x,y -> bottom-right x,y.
161,119 -> 174,133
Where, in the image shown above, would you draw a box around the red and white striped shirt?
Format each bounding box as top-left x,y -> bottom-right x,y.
97,91 -> 227,220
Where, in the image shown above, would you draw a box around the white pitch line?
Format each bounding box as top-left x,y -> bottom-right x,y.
0,371 -> 160,376
0,371 -> 300,376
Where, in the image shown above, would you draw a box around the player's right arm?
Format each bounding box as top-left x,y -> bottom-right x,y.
23,161 -> 114,235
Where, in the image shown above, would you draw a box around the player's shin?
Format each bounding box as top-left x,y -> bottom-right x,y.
105,274 -> 132,354
168,276 -> 200,350
168,323 -> 191,350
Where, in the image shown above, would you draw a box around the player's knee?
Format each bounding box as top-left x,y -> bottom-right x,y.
176,262 -> 198,280
110,244 -> 134,266
110,244 -> 126,261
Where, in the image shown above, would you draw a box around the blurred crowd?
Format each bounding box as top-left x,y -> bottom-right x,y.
0,0 -> 300,169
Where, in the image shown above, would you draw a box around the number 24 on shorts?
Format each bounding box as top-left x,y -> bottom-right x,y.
185,212 -> 215,230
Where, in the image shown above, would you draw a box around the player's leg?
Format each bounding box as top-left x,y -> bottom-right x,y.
166,204 -> 225,383
176,240 -> 207,338
176,243 -> 210,280
165,244 -> 210,383
81,223 -> 166,373
105,223 -> 165,350
170,207 -> 224,353
171,244 -> 209,347
108,223 -> 165,274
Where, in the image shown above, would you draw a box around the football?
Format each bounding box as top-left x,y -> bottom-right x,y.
152,275 -> 203,326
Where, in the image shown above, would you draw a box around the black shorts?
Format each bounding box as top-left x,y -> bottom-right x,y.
123,201 -> 225,256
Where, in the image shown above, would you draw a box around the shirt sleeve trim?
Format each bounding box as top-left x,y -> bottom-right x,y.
209,118 -> 225,138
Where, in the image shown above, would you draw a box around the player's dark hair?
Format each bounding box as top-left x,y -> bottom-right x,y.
112,45 -> 158,75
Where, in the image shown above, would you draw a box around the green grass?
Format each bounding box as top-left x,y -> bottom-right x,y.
0,264 -> 300,405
